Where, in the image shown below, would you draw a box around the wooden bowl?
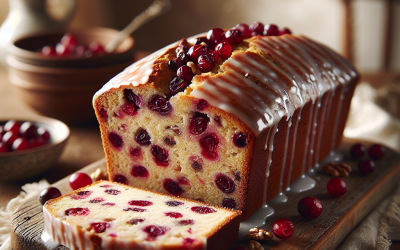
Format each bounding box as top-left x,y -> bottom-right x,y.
5,27 -> 134,124
0,116 -> 69,181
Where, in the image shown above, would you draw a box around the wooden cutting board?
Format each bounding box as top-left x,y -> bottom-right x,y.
10,138 -> 400,250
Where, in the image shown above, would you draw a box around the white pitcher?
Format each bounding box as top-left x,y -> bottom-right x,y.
0,0 -> 76,64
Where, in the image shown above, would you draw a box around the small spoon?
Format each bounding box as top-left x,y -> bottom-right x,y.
105,0 -> 171,53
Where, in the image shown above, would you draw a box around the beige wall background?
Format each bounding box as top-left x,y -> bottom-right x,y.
0,0 -> 399,73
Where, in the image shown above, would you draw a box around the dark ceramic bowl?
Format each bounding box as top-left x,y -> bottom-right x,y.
0,116 -> 69,181
5,27 -> 134,124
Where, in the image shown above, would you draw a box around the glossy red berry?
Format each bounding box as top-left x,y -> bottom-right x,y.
12,138 -> 29,151
249,22 -> 264,35
61,33 -> 77,47
177,65 -> 193,84
235,23 -> 252,38
207,28 -> 225,45
163,178 -> 183,196
4,120 -> 20,134
151,145 -> 169,166
20,122 -> 38,140
39,187 -> 62,205
56,43 -> 71,56
191,206 -> 216,214
131,165 -> 149,178
272,218 -> 295,240
215,173 -> 235,193
89,41 -> 105,54
0,142 -> 10,153
69,172 -> 93,190
279,28 -> 292,35
2,131 -> 18,146
136,129 -> 151,146
189,112 -> 210,135
225,29 -> 244,45
42,46 -> 57,56
215,41 -> 232,60
29,137 -> 47,148
108,132 -> 124,149
327,178 -> 347,197
200,133 -> 219,160
263,24 -> 279,36
368,144 -> 385,160
233,132 -> 247,148
350,143 -> 365,160
197,54 -> 215,72
168,58 -> 182,71
298,197 -> 323,220
187,44 -> 208,62
358,160 -> 375,175
169,76 -> 186,94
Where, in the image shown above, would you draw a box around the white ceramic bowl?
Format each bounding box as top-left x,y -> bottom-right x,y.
0,116 -> 70,181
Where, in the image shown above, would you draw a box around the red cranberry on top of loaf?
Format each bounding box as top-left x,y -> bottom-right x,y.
43,180 -> 241,250
93,23 -> 359,220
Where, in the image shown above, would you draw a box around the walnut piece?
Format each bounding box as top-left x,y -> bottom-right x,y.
248,240 -> 264,250
322,162 -> 352,177
91,168 -> 108,182
246,227 -> 273,241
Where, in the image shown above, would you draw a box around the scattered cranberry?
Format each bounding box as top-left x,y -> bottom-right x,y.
191,206 -> 216,214
178,176 -> 190,185
168,58 -> 183,71
263,24 -> 279,36
207,28 -> 225,46
65,207 -> 90,216
177,65 -> 194,84
89,198 -> 105,203
177,50 -> 189,64
136,129 -> 151,146
39,187 -> 62,205
200,133 -> 219,160
327,178 -> 347,197
187,44 -> 208,62
131,165 -> 149,178
197,54 -> 215,72
233,132 -> 247,148
113,174 -> 128,184
235,23 -> 252,38
191,160 -> 203,171
129,147 -> 142,158
151,145 -> 169,166
368,144 -> 385,161
143,225 -> 170,241
215,173 -> 235,193
4,120 -> 20,134
225,29 -> 244,45
350,143 -> 365,160
163,178 -> 183,196
272,218 -> 294,240
298,197 -> 323,220
165,212 -> 183,219
169,76 -> 187,94
128,200 -> 153,206
215,41 -> 232,60
12,138 -> 29,151
183,238 -> 195,245
189,112 -> 210,135
249,21 -> 264,35
41,46 -> 57,56
358,160 -> 375,175
222,198 -> 236,209
124,207 -> 146,212
91,222 -> 110,233
148,95 -> 172,115
121,103 -> 138,116
69,172 -> 93,190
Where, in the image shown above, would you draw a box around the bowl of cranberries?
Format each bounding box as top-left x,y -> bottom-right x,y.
0,116 -> 69,181
5,27 -> 134,124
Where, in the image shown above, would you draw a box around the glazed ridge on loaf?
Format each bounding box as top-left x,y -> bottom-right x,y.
93,28 -> 358,220
43,181 -> 241,250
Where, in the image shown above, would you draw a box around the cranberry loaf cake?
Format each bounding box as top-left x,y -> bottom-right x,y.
93,23 -> 359,220
43,181 -> 241,250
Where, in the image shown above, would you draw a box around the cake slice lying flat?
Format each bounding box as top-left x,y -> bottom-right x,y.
43,181 -> 241,250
